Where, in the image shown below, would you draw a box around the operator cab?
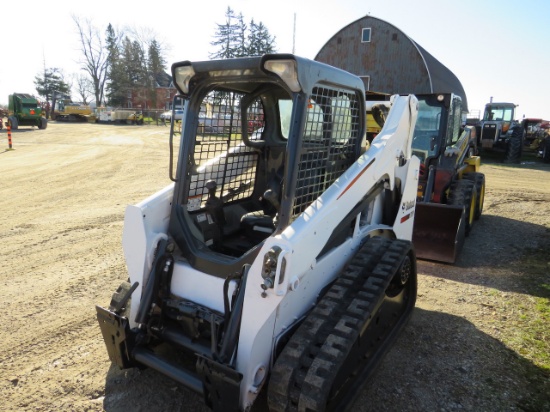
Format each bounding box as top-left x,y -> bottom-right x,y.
411,93 -> 464,164
168,56 -> 366,276
172,84 -> 290,260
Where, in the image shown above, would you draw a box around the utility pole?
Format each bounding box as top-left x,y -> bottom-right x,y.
292,13 -> 296,54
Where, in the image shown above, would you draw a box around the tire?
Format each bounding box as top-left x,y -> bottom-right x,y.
447,179 -> 476,235
38,117 -> 48,130
268,237 -> 416,412
463,172 -> 485,220
504,126 -> 523,163
543,139 -> 550,164
8,116 -> 18,130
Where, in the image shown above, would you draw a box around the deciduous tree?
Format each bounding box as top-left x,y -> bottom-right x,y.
73,15 -> 108,107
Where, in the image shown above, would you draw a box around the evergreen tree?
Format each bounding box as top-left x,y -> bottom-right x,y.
248,20 -> 277,56
148,40 -> 166,76
105,24 -> 126,107
209,8 -> 278,110
130,39 -> 148,107
125,39 -> 146,86
105,24 -> 168,108
210,7 -> 241,59
147,40 -> 167,109
109,37 -> 144,107
34,67 -> 71,113
211,9 -> 277,59
235,13 -> 247,57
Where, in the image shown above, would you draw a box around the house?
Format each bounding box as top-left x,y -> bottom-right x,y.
126,71 -> 178,111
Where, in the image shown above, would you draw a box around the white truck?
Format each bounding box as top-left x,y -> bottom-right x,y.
96,107 -> 144,124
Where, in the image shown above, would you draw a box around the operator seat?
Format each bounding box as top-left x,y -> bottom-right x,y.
240,166 -> 283,238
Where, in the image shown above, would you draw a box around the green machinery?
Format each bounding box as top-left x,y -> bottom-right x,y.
8,93 -> 48,130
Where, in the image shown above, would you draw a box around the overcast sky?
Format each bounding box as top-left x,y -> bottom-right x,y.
2,0 -> 549,120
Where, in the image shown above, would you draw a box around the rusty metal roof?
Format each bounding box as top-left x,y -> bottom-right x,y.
315,15 -> 468,111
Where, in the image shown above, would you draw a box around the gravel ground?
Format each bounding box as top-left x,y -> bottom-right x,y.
0,122 -> 549,412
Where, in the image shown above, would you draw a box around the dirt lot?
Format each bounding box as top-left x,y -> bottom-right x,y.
1,122 -> 549,412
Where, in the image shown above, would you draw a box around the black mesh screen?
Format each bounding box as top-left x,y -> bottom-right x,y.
187,91 -> 265,211
292,86 -> 361,218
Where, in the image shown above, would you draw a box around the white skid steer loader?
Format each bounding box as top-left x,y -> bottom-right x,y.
96,54 -> 420,411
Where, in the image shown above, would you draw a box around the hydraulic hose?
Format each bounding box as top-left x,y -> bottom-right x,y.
217,264 -> 250,364
135,238 -> 168,325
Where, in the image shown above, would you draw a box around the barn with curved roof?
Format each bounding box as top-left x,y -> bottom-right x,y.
315,15 -> 468,111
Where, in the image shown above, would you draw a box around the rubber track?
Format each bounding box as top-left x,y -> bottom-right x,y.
268,237 -> 412,412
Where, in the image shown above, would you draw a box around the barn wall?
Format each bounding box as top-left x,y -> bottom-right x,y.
315,15 -> 467,111
315,17 -> 431,94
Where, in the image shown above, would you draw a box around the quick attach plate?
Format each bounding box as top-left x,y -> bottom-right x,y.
96,305 -> 135,369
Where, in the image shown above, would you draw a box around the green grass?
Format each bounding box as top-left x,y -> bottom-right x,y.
506,248 -> 550,372
488,288 -> 500,297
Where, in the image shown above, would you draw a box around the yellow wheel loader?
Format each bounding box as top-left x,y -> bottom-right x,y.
411,93 -> 485,263
96,54 -> 422,411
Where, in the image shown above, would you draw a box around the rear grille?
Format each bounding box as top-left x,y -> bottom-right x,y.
481,124 -> 497,141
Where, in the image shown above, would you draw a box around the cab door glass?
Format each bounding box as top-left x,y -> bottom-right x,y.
278,99 -> 293,139
412,100 -> 442,162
